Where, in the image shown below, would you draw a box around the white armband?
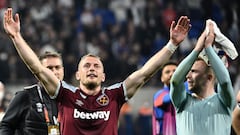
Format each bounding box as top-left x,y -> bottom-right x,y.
166,41 -> 178,53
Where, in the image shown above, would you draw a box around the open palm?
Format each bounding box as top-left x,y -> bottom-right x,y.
170,16 -> 191,45
3,8 -> 20,38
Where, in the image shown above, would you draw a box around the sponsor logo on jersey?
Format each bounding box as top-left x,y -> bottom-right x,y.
73,109 -> 110,121
96,94 -> 109,106
36,102 -> 43,112
75,99 -> 84,106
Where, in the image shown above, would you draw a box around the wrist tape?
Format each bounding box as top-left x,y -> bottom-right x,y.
166,41 -> 178,53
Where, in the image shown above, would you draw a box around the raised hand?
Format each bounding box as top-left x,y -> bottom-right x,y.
3,8 -> 20,38
170,16 -> 191,45
205,22 -> 215,48
194,31 -> 206,52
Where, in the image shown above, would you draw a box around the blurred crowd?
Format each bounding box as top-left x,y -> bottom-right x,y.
0,0 -> 239,134
0,0 -> 239,88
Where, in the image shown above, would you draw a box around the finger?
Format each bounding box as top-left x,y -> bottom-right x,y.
3,10 -> 7,28
182,17 -> 189,28
177,16 -> 184,26
170,21 -> 175,31
186,24 -> 192,33
181,17 -> 187,27
7,8 -> 10,21
15,13 -> 19,24
208,23 -> 214,33
184,18 -> 190,28
181,16 -> 189,26
208,33 -> 215,37
9,8 -> 13,21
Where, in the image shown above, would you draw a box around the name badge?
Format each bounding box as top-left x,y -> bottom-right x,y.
48,125 -> 60,135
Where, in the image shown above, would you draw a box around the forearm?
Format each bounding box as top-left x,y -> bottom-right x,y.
170,50 -> 199,107
125,45 -> 173,98
206,46 -> 235,107
205,46 -> 230,83
140,46 -> 173,79
11,33 -> 58,96
171,50 -> 199,84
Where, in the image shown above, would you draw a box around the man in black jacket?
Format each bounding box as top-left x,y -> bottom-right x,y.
0,51 -> 64,135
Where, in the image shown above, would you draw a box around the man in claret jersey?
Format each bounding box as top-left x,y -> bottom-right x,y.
3,8 -> 191,135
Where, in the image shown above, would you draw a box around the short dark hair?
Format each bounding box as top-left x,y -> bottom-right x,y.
39,51 -> 62,61
160,61 -> 178,76
80,53 -> 101,61
162,61 -> 178,69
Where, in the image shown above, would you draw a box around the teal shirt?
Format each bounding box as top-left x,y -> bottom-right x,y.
170,46 -> 235,135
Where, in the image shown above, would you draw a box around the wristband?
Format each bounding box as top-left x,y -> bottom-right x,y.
166,41 -> 178,53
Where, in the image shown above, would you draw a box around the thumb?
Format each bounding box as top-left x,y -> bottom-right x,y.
15,13 -> 20,24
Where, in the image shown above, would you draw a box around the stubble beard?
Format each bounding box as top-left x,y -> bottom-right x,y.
85,81 -> 98,90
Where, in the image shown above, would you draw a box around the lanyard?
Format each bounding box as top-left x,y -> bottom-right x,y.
37,86 -> 59,125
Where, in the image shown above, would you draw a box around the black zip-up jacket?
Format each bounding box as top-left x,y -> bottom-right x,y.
0,84 -> 58,135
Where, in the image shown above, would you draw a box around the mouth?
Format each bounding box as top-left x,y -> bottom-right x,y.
187,79 -> 192,83
87,74 -> 97,78
187,80 -> 193,85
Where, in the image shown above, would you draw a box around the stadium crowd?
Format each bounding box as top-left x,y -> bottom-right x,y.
0,0 -> 238,88
0,0 -> 239,134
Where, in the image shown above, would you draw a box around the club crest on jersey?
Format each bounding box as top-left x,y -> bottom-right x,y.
96,94 -> 109,106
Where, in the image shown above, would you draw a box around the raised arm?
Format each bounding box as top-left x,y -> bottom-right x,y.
204,23 -> 235,109
124,16 -> 191,98
170,29 -> 206,107
3,8 -> 58,96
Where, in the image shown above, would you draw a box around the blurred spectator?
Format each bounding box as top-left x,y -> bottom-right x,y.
29,0 -> 53,22
118,103 -> 134,135
109,0 -> 131,23
161,1 -> 176,29
152,62 -> 177,135
0,0 -> 238,87
135,102 -> 152,135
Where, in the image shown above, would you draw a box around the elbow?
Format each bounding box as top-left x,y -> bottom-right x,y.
170,78 -> 179,88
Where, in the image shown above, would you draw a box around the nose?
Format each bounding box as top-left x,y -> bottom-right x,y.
52,68 -> 59,75
186,71 -> 191,79
48,67 -> 60,75
50,67 -> 58,72
89,66 -> 95,71
89,64 -> 97,71
170,71 -> 175,77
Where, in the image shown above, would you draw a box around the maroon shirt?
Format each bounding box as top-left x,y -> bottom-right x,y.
56,81 -> 127,135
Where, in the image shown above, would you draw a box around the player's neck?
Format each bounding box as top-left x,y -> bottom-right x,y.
192,87 -> 215,100
80,85 -> 101,96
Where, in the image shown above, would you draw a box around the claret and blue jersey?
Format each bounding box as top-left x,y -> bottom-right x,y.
55,81 -> 127,135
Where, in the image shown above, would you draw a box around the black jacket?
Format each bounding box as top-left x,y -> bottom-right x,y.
0,84 -> 58,135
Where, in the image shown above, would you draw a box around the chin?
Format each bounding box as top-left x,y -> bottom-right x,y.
85,82 -> 97,88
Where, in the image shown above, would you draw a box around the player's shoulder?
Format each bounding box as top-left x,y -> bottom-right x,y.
103,82 -> 123,90
15,84 -> 39,96
61,81 -> 78,91
23,84 -> 39,90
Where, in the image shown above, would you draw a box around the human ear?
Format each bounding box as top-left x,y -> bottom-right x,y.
75,71 -> 80,80
102,73 -> 105,82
